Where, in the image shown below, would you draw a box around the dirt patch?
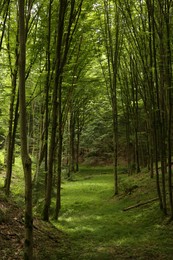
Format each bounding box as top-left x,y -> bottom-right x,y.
0,196 -> 71,259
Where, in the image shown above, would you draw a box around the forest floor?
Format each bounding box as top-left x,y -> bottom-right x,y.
0,166 -> 173,259
0,192 -> 71,259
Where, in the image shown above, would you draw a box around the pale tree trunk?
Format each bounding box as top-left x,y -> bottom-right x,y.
68,109 -> 75,178
75,111 -> 80,172
130,58 -> 140,173
18,0 -> 33,258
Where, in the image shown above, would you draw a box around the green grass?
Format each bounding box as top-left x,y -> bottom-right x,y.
0,156 -> 25,204
0,159 -> 173,259
52,167 -> 173,259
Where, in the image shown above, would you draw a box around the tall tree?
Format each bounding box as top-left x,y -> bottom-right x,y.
18,0 -> 33,258
4,8 -> 19,195
101,0 -> 123,194
43,0 -> 67,222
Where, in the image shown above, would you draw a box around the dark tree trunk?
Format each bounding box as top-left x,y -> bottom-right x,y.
5,93 -> 19,195
18,0 -> 33,258
54,77 -> 63,220
165,2 -> 173,219
43,0 -> 67,221
103,0 -> 121,195
4,20 -> 19,195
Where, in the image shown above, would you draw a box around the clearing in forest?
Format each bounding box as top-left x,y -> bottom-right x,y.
53,167 -> 173,260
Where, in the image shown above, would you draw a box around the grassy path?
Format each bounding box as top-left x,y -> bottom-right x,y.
53,168 -> 173,260
1,160 -> 173,259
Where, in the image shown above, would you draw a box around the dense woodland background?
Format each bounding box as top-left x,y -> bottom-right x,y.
0,0 -> 173,259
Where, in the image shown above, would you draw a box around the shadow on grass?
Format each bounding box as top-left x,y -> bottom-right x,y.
53,171 -> 173,260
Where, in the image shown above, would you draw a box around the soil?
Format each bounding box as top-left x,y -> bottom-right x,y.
0,195 -> 71,259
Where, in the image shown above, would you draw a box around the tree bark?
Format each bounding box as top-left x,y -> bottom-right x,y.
18,0 -> 33,258
5,93 -> 19,195
103,0 -> 121,195
43,0 -> 67,221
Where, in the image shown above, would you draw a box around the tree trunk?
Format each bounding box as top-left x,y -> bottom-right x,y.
5,93 -> 19,195
75,112 -> 80,172
165,2 -> 173,219
149,0 -> 164,212
18,0 -> 33,258
43,0 -> 66,221
103,0 -> 121,195
44,0 -> 53,183
4,20 -> 19,195
69,109 -> 75,175
54,77 -> 63,220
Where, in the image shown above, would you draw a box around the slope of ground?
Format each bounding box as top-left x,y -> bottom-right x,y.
0,192 -> 71,259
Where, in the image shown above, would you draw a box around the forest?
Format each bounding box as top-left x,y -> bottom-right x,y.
0,0 -> 173,259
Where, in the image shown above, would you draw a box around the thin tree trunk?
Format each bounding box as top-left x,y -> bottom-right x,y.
5,93 -> 19,195
43,0 -> 66,221
103,0 -> 121,195
151,0 -> 164,211
69,109 -> 75,175
44,0 -> 53,184
165,3 -> 173,219
18,0 -> 33,258
75,112 -> 80,172
54,77 -> 63,220
4,19 -> 19,195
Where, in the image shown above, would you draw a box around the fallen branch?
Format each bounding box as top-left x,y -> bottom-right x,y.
123,197 -> 159,211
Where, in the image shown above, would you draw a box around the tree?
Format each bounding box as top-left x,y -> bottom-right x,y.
4,5 -> 19,195
43,0 -> 84,221
18,0 -> 33,258
92,0 -> 123,194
